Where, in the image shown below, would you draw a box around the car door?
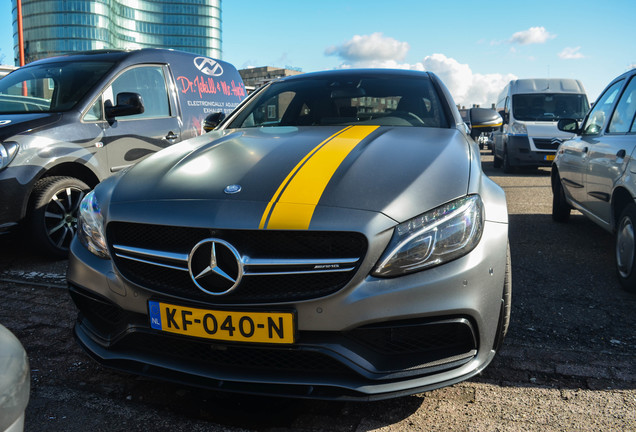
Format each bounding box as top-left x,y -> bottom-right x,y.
96,65 -> 181,173
558,79 -> 625,209
584,75 -> 636,223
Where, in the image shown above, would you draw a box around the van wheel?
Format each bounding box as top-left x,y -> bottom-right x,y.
493,154 -> 502,168
616,203 -> 636,293
29,176 -> 90,259
551,175 -> 571,222
503,147 -> 514,173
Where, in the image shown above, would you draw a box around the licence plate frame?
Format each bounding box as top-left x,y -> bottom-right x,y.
149,300 -> 296,345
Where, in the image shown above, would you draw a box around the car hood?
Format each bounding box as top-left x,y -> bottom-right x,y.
0,113 -> 62,141
524,122 -> 576,139
110,125 -> 471,227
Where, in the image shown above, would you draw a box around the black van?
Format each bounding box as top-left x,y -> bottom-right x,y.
0,49 -> 246,257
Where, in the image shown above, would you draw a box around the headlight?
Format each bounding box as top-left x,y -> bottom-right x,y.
510,122 -> 527,135
77,190 -> 110,258
373,195 -> 484,277
0,142 -> 19,170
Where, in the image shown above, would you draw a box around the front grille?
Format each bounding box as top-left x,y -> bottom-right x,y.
117,332 -> 353,375
107,222 -> 368,304
532,138 -> 561,150
346,318 -> 477,373
110,316 -> 476,380
349,318 -> 476,355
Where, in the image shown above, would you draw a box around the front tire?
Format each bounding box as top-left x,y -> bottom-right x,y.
551,174 -> 571,222
29,176 -> 90,259
493,151 -> 502,168
616,203 -> 636,293
502,147 -> 514,173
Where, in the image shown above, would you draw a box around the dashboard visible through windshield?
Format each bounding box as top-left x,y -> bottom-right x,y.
512,93 -> 589,121
0,60 -> 116,114
228,76 -> 450,128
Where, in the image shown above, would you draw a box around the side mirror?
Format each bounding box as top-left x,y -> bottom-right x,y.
203,112 -> 226,132
557,118 -> 580,134
498,110 -> 509,124
469,108 -> 503,138
105,92 -> 144,118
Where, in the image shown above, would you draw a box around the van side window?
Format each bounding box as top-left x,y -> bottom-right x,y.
582,80 -> 624,135
108,66 -> 170,120
608,77 -> 636,134
84,95 -> 103,121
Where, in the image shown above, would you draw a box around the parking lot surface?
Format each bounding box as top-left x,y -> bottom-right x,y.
1,152 -> 635,431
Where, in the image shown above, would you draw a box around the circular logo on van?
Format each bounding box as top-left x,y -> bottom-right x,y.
194,57 -> 224,77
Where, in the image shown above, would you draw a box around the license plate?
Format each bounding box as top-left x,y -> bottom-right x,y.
545,154 -> 555,161
148,301 -> 295,344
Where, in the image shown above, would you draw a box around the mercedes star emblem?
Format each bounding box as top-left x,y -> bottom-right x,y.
188,238 -> 243,295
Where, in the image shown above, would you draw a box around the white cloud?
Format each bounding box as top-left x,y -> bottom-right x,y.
421,54 -> 516,107
325,33 -> 410,62
509,27 -> 556,45
325,34 -> 516,107
558,46 -> 584,59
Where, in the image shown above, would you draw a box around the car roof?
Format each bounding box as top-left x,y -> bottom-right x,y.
272,68 -> 435,83
23,48 -> 199,67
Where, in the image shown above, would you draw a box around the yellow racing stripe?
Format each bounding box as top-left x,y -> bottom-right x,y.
259,125 -> 379,230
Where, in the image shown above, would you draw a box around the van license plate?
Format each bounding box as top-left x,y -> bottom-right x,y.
545,154 -> 555,161
149,301 -> 295,344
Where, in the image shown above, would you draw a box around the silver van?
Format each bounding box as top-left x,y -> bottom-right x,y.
492,78 -> 589,172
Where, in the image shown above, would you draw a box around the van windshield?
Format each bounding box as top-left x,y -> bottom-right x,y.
0,60 -> 116,114
512,93 -> 589,121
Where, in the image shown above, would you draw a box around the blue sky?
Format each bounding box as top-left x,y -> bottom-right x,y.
1,0 -> 635,107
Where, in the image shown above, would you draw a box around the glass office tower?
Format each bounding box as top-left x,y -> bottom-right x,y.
11,0 -> 222,65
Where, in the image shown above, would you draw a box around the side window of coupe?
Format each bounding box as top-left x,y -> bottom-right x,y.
583,80 -> 624,135
608,77 -> 636,134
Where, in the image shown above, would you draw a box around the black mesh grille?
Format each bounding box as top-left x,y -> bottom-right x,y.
116,331 -> 354,376
533,138 -> 560,150
108,317 -> 476,379
350,319 -> 475,354
107,222 -> 368,304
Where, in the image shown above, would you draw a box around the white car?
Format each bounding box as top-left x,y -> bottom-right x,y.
0,324 -> 29,432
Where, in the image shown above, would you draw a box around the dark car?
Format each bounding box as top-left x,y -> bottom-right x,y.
552,67 -> 636,292
0,49 -> 245,257
67,69 -> 508,401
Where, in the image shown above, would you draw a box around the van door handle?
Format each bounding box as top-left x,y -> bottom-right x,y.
617,149 -> 626,158
165,131 -> 179,142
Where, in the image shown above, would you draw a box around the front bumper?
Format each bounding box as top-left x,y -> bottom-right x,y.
506,135 -> 555,167
67,220 -> 509,400
0,167 -> 37,233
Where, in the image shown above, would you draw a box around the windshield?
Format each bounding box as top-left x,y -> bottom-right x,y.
228,75 -> 449,128
512,93 -> 589,121
0,60 -> 116,114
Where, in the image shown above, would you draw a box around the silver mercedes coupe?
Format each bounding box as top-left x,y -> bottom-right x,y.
67,69 -> 510,400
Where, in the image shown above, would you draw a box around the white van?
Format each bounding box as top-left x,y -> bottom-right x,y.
492,78 -> 589,172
